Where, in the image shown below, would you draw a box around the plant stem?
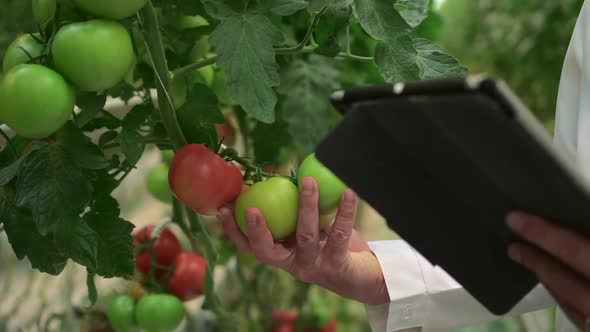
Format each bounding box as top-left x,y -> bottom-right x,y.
172,199 -> 199,252
139,1 -> 187,149
234,109 -> 250,157
275,9 -> 326,54
172,56 -> 218,78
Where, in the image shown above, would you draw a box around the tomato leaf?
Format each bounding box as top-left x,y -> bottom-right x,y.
59,122 -> 109,170
15,144 -> 92,235
308,0 -> 335,13
395,0 -> 430,28
352,0 -> 411,40
272,0 -> 308,15
74,92 -> 107,128
413,37 -> 467,79
1,189 -> 68,275
122,104 -> 153,130
81,110 -> 122,132
207,6 -> 284,123
98,130 -> 119,147
252,120 -> 292,165
87,272 -> 98,305
374,35 -> 420,82
85,208 -> 135,278
117,129 -> 145,166
278,56 -> 340,152
177,84 -> 223,148
54,214 -> 98,270
314,0 -> 352,57
0,156 -> 24,186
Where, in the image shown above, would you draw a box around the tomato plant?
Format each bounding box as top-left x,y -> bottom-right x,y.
134,225 -> 181,275
0,64 -> 74,138
52,20 -> 134,91
165,252 -> 207,302
2,33 -> 43,72
146,163 -> 172,203
135,294 -> 184,332
169,144 -> 242,216
107,295 -> 136,332
297,154 -> 347,214
235,177 -> 300,241
32,0 -> 56,26
71,0 -> 149,19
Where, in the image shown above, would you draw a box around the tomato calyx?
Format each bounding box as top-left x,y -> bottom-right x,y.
218,146 -> 296,185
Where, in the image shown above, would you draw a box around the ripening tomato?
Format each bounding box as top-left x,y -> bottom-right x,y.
135,294 -> 184,332
32,0 -> 56,26
52,20 -> 134,91
169,144 -> 243,216
106,295 -> 136,332
297,154 -> 347,214
71,0 -> 148,19
235,177 -> 300,240
166,252 -> 207,302
146,164 -> 172,203
0,64 -> 74,139
134,225 -> 181,275
2,34 -> 43,72
216,121 -> 235,146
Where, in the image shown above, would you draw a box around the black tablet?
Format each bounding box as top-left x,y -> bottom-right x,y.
315,75 -> 590,315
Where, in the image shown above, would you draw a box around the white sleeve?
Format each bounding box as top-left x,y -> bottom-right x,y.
365,240 -> 556,332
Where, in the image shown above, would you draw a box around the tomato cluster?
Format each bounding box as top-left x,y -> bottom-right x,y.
107,294 -> 184,332
0,1 -> 136,139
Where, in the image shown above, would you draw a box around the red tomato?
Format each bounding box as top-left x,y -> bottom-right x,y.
166,252 -> 207,301
215,121 -> 235,146
169,144 -> 242,215
134,225 -> 181,275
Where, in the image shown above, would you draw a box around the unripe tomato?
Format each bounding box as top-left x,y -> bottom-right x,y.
235,177 -> 300,240
2,34 -> 43,72
297,154 -> 347,213
135,294 -> 184,332
166,252 -> 207,302
146,164 -> 172,203
32,0 -> 56,26
71,0 -> 148,19
0,65 -> 74,139
106,295 -> 136,332
236,251 -> 258,267
169,144 -> 243,216
134,225 -> 181,275
52,20 -> 134,91
161,150 -> 174,165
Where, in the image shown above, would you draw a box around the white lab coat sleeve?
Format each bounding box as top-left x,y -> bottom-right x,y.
365,240 -> 555,332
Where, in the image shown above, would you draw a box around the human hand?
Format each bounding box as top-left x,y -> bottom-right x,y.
506,212 -> 590,330
219,177 -> 389,305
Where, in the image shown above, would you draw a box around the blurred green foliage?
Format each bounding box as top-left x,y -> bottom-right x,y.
0,0 -> 35,63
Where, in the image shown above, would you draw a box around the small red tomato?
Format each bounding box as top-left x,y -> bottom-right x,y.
215,121 -> 236,146
166,252 -> 207,301
169,144 -> 243,215
134,225 -> 181,275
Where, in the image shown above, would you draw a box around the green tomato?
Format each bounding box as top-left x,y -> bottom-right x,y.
212,69 -> 232,105
2,34 -> 43,73
235,177 -> 299,241
135,294 -> 184,332
236,251 -> 258,267
146,164 -> 171,203
161,150 -> 174,165
107,295 -> 136,332
0,64 -> 74,139
319,210 -> 336,229
32,0 -> 56,26
190,36 -> 211,61
71,0 -> 148,19
52,20 -> 134,91
170,74 -> 187,109
190,65 -> 214,88
297,154 -> 347,214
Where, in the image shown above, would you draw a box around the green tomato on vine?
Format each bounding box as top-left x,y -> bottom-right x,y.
2,34 -> 43,72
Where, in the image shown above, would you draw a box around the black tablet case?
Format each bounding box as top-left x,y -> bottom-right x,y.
315,76 -> 590,315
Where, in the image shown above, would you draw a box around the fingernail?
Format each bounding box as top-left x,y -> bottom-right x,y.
343,190 -> 356,204
507,213 -> 526,232
507,245 -> 522,263
246,209 -> 259,227
302,177 -> 315,196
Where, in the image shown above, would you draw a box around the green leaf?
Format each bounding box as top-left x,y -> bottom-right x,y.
0,156 -> 24,186
85,211 -> 135,278
279,56 -> 340,152
209,12 -> 284,123
272,0 -> 308,15
352,0 -> 411,40
87,272 -> 98,305
54,215 -> 98,270
413,38 -> 468,79
117,130 -> 145,165
98,130 -> 119,147
74,92 -> 107,128
314,0 -> 352,57
395,0 -> 430,28
177,84 -> 224,148
252,120 -> 293,165
122,104 -> 153,130
202,0 -> 242,19
15,144 -> 92,235
1,189 -> 68,275
308,0 -> 334,13
374,35 -> 420,82
81,110 -> 122,132
58,123 -> 109,170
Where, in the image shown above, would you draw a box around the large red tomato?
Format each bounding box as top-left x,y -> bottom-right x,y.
166,252 -> 207,302
134,225 -> 181,275
169,144 -> 242,215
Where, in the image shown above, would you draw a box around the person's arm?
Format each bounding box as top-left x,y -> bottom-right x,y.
365,240 -> 555,332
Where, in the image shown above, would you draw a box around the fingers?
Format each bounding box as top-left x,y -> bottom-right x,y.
507,212 -> 590,279
220,207 -> 251,253
322,190 -> 358,267
508,243 -> 590,317
245,208 -> 292,268
295,177 -> 321,269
